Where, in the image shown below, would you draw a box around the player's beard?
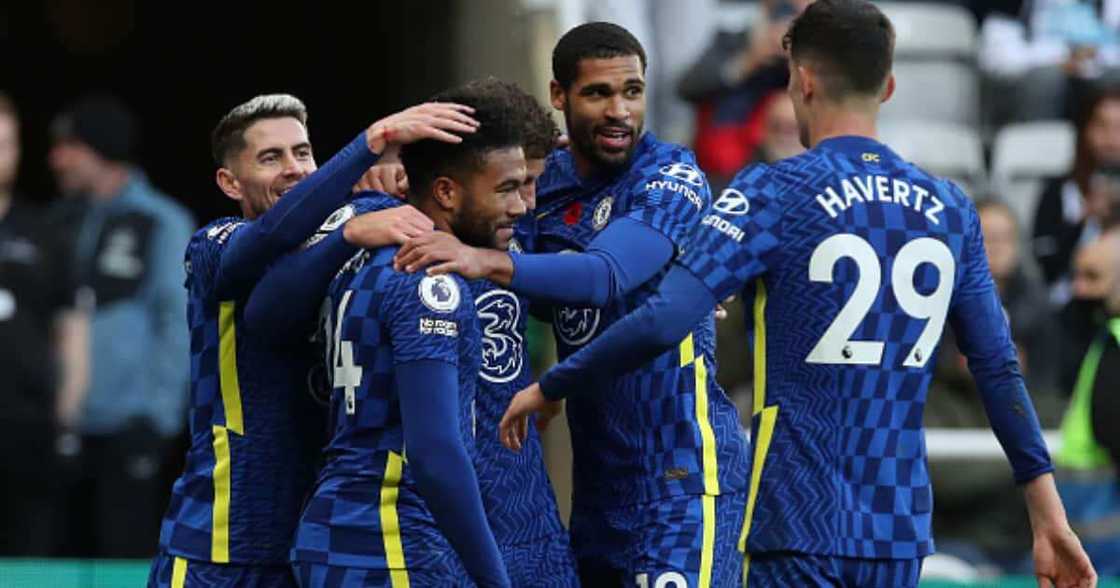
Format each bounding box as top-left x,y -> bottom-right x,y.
451,195 -> 503,250
565,105 -> 641,173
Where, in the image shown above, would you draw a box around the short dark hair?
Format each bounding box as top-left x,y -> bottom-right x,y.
552,22 -> 647,90
783,0 -> 894,100
211,94 -> 307,167
400,82 -> 524,197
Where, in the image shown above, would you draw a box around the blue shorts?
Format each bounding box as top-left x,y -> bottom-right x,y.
502,531 -> 579,587
148,552 -> 296,588
291,562 -> 473,587
572,492 -> 747,587
744,552 -> 923,588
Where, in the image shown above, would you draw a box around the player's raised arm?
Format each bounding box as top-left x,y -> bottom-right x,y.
500,262 -> 712,449
950,201 -> 1096,586
241,194 -> 432,340
209,99 -> 477,300
394,155 -> 710,308
502,165 -> 786,448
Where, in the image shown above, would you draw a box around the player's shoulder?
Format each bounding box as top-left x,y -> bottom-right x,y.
629,133 -> 703,184
185,216 -> 243,286
537,148 -> 579,203
379,264 -> 475,317
189,216 -> 244,256
350,191 -> 404,214
724,159 -> 802,203
890,156 -> 976,217
301,194 -> 401,250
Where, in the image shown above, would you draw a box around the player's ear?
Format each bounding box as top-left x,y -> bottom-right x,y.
431,176 -> 459,212
216,167 -> 243,202
880,72 -> 896,104
797,64 -> 814,103
550,80 -> 566,112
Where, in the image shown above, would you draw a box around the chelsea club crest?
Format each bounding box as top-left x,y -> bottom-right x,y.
593,196 -> 613,231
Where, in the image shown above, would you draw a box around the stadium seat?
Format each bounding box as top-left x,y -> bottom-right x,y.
714,0 -> 761,34
990,121 -> 1076,230
876,2 -> 977,59
880,61 -> 980,126
878,120 -> 986,196
875,2 -> 980,125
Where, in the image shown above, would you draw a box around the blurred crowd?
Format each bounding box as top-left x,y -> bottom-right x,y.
0,92 -> 192,559
1,0 -> 1120,579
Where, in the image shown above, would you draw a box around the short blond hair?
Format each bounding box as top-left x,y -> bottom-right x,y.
211,93 -> 307,166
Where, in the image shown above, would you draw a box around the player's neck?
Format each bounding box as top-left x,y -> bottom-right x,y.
807,104 -> 879,148
571,149 -> 597,180
409,196 -> 453,234
0,189 -> 11,221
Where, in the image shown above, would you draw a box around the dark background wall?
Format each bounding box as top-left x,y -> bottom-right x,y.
2,0 -> 457,225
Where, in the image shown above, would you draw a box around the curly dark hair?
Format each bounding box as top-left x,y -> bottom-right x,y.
400,81 -> 524,196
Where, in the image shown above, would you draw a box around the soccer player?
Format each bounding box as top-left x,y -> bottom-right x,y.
288,83 -> 526,587
149,94 -> 476,588
501,1 -> 1098,586
395,22 -> 750,587
462,80 -> 579,586
254,78 -> 579,586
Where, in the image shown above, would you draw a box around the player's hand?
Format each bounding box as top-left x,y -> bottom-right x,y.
1032,524 -> 1097,588
536,397 -> 563,433
394,231 -> 487,278
499,383 -> 559,451
353,162 -> 409,197
715,295 -> 736,321
366,102 -> 479,154
343,206 -> 433,249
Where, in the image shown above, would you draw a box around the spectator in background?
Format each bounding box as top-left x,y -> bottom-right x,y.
980,0 -> 1120,122
0,93 -> 89,556
1054,228 -> 1120,576
679,0 -> 810,189
754,90 -> 804,164
47,94 -> 194,558
1033,87 -> 1120,304
979,200 -> 1061,396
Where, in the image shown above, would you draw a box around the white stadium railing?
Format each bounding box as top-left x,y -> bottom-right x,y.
926,428 -> 1062,460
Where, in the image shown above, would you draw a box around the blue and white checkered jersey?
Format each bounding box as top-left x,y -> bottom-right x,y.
681,135 -> 1017,559
289,245 -> 481,570
159,218 -> 325,565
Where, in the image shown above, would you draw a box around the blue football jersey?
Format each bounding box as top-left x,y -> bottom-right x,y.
470,222 -> 567,546
289,245 -> 481,571
681,135 -> 997,559
533,133 -> 750,508
159,218 -> 326,565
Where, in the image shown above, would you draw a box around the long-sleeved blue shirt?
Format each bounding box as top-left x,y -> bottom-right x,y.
540,136 -> 1054,560
290,245 -> 508,585
159,132 -> 382,565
